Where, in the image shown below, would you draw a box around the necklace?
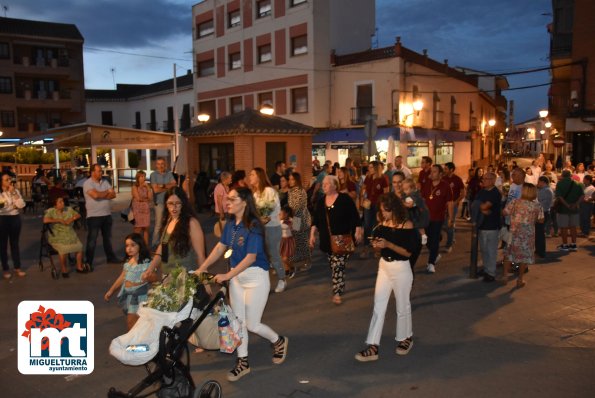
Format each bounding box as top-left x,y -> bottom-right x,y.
224,223 -> 240,259
429,183 -> 440,200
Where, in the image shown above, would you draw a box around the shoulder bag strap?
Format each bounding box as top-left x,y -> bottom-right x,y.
325,206 -> 333,237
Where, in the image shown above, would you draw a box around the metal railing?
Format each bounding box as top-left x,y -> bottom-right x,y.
350,106 -> 375,125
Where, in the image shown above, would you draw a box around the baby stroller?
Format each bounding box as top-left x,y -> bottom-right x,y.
108,279 -> 224,398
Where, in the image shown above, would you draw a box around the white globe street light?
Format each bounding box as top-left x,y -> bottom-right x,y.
197,114 -> 210,123
539,110 -> 549,118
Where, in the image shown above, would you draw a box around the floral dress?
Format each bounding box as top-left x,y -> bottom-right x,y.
505,199 -> 543,264
44,207 -> 83,255
287,187 -> 311,264
131,185 -> 151,228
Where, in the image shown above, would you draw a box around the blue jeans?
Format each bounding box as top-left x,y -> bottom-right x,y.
445,204 -> 459,247
479,229 -> 499,277
85,215 -> 117,267
265,225 -> 285,280
426,220 -> 443,265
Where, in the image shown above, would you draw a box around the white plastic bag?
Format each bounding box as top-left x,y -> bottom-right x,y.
109,299 -> 193,366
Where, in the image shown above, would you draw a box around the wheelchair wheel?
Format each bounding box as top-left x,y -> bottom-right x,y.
194,380 -> 222,398
51,268 -> 59,280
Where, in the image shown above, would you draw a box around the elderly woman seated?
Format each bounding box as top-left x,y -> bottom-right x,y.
43,197 -> 87,277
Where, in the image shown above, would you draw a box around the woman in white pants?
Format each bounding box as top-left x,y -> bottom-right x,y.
197,187 -> 288,381
355,193 -> 417,362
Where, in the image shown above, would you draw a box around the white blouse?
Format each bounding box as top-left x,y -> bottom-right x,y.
0,189 -> 26,216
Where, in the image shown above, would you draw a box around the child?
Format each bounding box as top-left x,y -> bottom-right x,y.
105,233 -> 158,330
279,205 -> 296,279
401,179 -> 428,245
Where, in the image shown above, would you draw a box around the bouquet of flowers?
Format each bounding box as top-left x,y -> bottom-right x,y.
255,198 -> 276,217
146,266 -> 197,312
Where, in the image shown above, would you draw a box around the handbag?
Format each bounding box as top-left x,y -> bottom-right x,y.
218,301 -> 242,354
325,207 -> 355,255
291,216 -> 302,231
120,200 -> 134,224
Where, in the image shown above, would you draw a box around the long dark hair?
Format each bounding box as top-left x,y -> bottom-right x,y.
125,232 -> 151,263
251,167 -> 272,194
376,193 -> 408,225
232,187 -> 269,261
161,186 -> 199,256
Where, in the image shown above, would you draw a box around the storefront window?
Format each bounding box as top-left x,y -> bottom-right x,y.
406,142 -> 429,168
435,142 -> 454,165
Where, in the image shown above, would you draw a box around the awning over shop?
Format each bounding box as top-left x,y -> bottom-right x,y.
313,127 -> 401,144
401,127 -> 472,142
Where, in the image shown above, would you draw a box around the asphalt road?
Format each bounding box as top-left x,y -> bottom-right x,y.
1,195 -> 594,398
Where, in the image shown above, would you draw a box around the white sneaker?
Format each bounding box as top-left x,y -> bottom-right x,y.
426,263 -> 435,273
274,280 -> 286,293
421,234 -> 428,245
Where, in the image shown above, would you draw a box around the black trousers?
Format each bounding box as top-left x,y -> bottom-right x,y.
0,214 -> 22,271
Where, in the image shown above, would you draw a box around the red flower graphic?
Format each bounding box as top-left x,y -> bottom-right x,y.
21,305 -> 72,350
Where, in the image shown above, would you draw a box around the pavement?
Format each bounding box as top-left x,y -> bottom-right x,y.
1,191 -> 594,398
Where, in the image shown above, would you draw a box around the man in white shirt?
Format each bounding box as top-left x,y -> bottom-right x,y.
394,155 -> 412,179
83,164 -> 118,269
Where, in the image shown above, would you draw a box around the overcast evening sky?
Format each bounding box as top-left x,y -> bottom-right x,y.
6,0 -> 550,123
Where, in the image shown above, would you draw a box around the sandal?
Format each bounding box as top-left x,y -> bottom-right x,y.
272,336 -> 288,364
3,272 -> 11,280
355,344 -> 379,362
227,357 -> 250,382
396,337 -> 413,355
15,270 -> 26,277
332,295 -> 342,305
516,280 -> 526,288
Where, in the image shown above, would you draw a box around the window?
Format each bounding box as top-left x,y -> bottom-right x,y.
258,92 -> 273,109
230,96 -> 243,114
228,9 -> 241,28
256,0 -> 271,18
291,35 -> 307,56
0,77 -> 12,94
198,59 -> 215,77
197,19 -> 214,38
291,87 -> 308,113
0,42 -> 9,59
101,111 -> 113,126
290,0 -> 307,6
229,52 -> 241,70
0,111 -> 15,127
134,112 -> 141,129
258,44 -> 272,63
198,100 -> 216,120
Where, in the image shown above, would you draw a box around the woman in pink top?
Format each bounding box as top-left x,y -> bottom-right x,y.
214,172 -> 232,220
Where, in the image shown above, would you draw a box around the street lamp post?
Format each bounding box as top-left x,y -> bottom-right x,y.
488,119 -> 496,165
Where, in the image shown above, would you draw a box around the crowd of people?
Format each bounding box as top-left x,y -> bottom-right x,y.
2,152 -> 593,382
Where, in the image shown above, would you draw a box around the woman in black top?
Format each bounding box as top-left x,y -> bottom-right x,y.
309,175 -> 363,305
355,193 -> 416,362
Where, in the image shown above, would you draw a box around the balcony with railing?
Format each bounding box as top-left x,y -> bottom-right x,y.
450,113 -> 460,130
146,122 -> 157,131
350,106 -> 375,125
550,33 -> 573,59
433,110 -> 444,129
469,116 -> 477,131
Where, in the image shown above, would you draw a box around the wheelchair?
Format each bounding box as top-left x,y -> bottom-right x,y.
38,223 -> 90,279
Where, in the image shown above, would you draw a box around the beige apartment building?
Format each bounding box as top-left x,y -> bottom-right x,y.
0,17 -> 85,140
328,38 -> 507,171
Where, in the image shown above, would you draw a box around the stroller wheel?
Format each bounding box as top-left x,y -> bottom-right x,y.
195,380 -> 222,398
51,268 -> 59,280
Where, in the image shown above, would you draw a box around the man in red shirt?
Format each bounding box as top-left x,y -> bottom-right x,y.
418,156 -> 433,199
442,162 -> 465,252
425,165 -> 454,273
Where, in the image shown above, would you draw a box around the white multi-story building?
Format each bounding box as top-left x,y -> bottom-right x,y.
86,71 -> 195,133
192,0 -> 375,128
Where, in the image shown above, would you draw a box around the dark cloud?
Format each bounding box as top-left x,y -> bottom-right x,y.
376,0 -> 551,120
9,0 -> 191,47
